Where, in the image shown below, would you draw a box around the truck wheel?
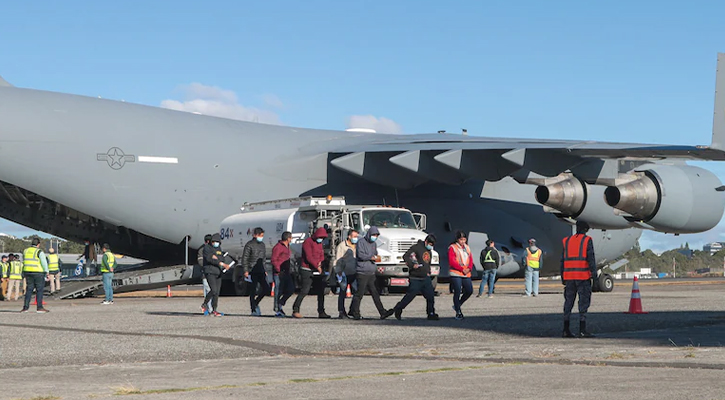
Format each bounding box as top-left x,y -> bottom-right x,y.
598,274 -> 614,293
375,277 -> 389,296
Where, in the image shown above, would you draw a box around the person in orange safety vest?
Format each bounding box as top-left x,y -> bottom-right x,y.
561,221 -> 597,338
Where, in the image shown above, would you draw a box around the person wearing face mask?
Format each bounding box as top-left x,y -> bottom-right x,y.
333,229 -> 359,319
523,238 -> 543,297
350,226 -> 394,320
271,231 -> 295,317
201,233 -> 231,316
292,227 -> 330,319
448,230 -> 474,320
388,235 -> 439,320
197,234 -> 214,315
243,227 -> 269,316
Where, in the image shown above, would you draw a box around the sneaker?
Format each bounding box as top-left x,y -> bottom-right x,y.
381,309 -> 395,320
346,312 -> 356,319
475,294 -> 482,298
338,311 -> 348,319
292,312 -> 303,319
251,309 -> 261,317
455,312 -> 464,320
212,311 -> 224,317
275,311 -> 285,318
36,308 -> 50,314
352,314 -> 362,320
102,301 -> 113,305
427,313 -> 439,321
20,308 -> 29,313
394,308 -> 402,320
255,305 -> 261,315
318,311 -> 331,319
201,306 -> 209,316
487,294 -> 493,298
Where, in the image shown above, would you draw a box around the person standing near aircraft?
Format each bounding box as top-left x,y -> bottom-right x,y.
334,229 -> 359,319
47,248 -> 61,294
243,227 -> 269,317
389,235 -> 438,320
0,255 -> 8,301
202,233 -> 231,316
477,240 -> 500,298
350,226 -> 393,320
292,227 -> 331,319
524,238 -> 543,297
448,231 -> 474,320
100,243 -> 116,304
561,221 -> 596,338
21,238 -> 49,313
7,254 -> 24,301
271,231 -> 295,317
197,234 -> 213,315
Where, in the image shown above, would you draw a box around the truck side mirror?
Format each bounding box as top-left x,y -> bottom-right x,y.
412,213 -> 427,230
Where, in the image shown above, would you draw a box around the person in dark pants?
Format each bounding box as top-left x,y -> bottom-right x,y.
448,230 -> 474,320
292,227 -> 331,319
201,233 -> 231,316
271,231 -> 295,317
561,221 -> 597,338
334,229 -> 359,319
243,227 -> 269,316
21,238 -> 49,313
350,226 -> 393,320
390,235 -> 438,320
198,234 -> 213,315
477,240 -> 500,298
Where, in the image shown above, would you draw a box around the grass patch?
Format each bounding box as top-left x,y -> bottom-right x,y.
289,378 -> 318,383
685,353 -> 696,359
114,384 -> 237,396
11,397 -> 61,400
605,352 -> 627,360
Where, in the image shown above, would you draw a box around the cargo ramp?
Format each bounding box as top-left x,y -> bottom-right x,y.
56,265 -> 195,299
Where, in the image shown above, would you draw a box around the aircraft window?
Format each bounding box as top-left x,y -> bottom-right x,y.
362,210 -> 416,229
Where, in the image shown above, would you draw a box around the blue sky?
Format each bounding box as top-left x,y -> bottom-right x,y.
1,0 -> 724,251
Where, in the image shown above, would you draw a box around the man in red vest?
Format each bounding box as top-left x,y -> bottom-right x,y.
560,221 -> 597,338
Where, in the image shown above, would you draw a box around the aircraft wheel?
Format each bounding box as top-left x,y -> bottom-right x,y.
598,274 -> 614,293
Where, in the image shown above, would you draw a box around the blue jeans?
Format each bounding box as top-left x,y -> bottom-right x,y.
450,276 -> 473,313
524,266 -> 539,296
478,269 -> 497,296
202,277 -> 213,311
274,273 -> 295,312
337,273 -> 358,313
102,272 -> 114,302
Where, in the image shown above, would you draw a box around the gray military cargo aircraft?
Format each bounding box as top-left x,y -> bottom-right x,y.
2,54 -> 725,293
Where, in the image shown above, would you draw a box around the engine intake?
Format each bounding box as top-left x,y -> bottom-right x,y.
605,164 -> 725,233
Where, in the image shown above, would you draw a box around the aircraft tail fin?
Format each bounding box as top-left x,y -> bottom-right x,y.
712,53 -> 725,150
0,75 -> 12,87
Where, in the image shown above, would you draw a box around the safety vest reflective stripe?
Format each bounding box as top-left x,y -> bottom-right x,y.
100,251 -> 116,272
9,261 -> 22,279
526,248 -> 542,268
47,254 -> 60,272
484,250 -> 495,263
449,244 -> 472,277
562,234 -> 591,280
22,247 -> 44,273
0,262 -> 7,276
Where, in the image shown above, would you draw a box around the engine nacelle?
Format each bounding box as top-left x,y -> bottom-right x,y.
604,164 -> 725,233
535,175 -> 631,229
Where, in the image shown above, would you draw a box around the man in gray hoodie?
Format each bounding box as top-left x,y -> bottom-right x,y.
350,226 -> 393,320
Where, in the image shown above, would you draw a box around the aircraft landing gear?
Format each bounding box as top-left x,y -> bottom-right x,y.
596,273 -> 614,293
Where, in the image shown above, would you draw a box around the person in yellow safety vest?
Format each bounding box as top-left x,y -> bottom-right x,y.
7,254 -> 25,301
21,238 -> 50,313
523,238 -> 542,297
100,243 -> 116,305
47,248 -> 62,294
1,255 -> 8,301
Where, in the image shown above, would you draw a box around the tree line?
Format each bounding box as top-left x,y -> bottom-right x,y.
612,242 -> 725,276
0,236 -> 86,254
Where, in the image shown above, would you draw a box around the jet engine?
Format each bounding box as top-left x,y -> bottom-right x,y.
604,164 -> 725,233
535,175 -> 631,229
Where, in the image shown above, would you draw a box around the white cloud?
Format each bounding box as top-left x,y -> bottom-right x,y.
261,94 -> 284,109
347,115 -> 403,134
160,83 -> 281,125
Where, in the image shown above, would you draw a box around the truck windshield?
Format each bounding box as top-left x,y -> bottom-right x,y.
362,210 -> 417,229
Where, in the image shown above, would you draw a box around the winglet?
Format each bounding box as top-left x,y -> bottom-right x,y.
712,53 -> 725,150
0,75 -> 12,87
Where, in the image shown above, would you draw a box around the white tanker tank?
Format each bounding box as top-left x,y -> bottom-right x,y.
219,196 -> 440,293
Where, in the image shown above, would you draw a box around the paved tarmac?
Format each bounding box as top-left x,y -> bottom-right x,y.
1,280 -> 724,400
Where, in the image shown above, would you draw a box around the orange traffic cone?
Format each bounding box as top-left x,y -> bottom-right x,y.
270,282 -> 275,297
166,285 -> 172,298
625,276 -> 647,314
31,299 -> 47,306
346,284 -> 352,298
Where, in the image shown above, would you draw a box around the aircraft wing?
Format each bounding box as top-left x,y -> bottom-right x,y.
326,134 -> 725,188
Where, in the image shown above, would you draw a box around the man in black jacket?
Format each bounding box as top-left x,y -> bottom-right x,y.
198,234 -> 213,314
243,227 -> 269,316
388,234 -> 439,321
477,239 -> 500,298
202,233 -> 231,316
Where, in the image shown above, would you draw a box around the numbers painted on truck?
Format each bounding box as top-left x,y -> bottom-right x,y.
220,227 -> 234,239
